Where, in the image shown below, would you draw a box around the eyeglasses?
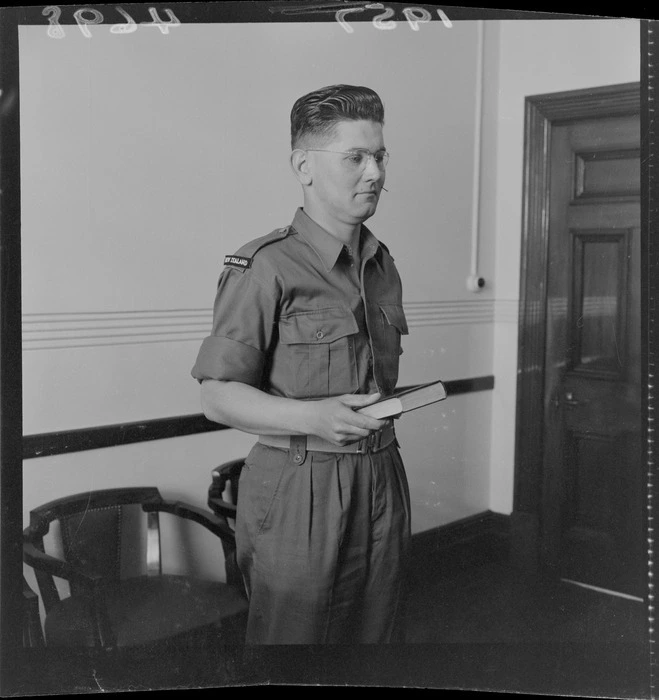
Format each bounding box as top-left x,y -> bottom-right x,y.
305,148 -> 390,172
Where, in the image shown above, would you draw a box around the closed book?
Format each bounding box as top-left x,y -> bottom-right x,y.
357,380 -> 448,420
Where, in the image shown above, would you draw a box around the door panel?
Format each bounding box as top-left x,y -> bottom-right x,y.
570,230 -> 628,377
575,149 -> 640,200
541,113 -> 642,597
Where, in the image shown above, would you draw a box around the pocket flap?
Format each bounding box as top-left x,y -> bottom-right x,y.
279,308 -> 359,345
379,304 -> 409,335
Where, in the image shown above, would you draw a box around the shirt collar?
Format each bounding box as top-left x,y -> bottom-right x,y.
291,208 -> 381,271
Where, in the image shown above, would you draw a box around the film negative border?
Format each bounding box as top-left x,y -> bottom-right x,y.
13,3 -> 601,30
643,18 -> 657,699
0,3 -> 24,674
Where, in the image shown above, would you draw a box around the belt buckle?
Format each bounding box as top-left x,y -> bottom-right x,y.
356,426 -> 385,454
356,433 -> 374,454
369,428 -> 382,453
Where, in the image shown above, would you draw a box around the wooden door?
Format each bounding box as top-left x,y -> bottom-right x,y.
541,112 -> 642,597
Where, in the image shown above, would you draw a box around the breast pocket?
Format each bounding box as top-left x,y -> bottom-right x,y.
377,303 -> 409,395
379,303 -> 409,355
279,308 -> 359,398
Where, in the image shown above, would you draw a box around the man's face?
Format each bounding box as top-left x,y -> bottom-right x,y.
306,120 -> 386,228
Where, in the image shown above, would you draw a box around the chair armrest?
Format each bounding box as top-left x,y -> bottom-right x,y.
143,500 -> 236,544
207,496 -> 237,520
23,541 -> 103,588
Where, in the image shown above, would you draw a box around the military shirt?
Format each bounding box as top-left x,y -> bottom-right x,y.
191,208 -> 408,399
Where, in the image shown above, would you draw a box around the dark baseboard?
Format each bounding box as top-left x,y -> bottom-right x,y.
408,510 -> 511,586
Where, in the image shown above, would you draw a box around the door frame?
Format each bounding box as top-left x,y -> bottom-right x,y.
511,82 -> 641,572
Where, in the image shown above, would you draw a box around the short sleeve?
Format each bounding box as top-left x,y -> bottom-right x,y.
191,263 -> 280,386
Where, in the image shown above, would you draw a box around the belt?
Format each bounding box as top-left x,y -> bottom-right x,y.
258,421 -> 395,461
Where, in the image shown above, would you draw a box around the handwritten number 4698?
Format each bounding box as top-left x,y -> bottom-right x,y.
43,6 -> 180,38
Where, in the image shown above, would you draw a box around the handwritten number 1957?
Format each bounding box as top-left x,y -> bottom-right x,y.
43,6 -> 181,38
337,4 -> 452,33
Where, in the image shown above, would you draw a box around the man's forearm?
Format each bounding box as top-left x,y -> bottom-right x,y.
200,379 -> 315,436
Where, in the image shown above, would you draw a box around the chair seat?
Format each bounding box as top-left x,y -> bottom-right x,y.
45,574 -> 248,648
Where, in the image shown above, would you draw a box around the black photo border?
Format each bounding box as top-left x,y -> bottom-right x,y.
1,2 -> 656,695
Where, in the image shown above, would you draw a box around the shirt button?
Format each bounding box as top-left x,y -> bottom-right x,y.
315,331 -> 324,340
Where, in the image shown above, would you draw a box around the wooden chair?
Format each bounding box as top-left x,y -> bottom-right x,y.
23,487 -> 248,649
207,459 -> 245,588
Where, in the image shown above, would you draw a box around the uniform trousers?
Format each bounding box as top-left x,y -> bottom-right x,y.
235,441 -> 411,644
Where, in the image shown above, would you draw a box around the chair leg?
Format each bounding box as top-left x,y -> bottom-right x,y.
23,579 -> 45,648
23,612 -> 45,648
90,591 -> 117,650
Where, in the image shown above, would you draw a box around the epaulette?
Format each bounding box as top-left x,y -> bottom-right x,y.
378,238 -> 393,260
223,226 -> 292,273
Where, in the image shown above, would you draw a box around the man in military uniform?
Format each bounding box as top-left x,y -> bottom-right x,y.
192,85 -> 410,644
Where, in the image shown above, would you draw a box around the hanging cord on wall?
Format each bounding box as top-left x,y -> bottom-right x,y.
467,19 -> 486,293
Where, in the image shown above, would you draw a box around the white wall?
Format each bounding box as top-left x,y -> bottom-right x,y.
21,20 -> 489,427
481,19 -> 641,513
20,17 -> 494,573
20,19 -> 642,577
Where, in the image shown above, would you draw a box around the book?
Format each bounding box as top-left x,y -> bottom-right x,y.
356,380 -> 448,420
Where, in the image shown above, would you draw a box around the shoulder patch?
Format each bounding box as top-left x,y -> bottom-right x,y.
224,255 -> 252,270
223,226 -> 292,273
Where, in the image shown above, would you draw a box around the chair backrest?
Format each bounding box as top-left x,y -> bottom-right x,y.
24,487 -> 163,613
208,459 -> 245,588
208,459 -> 244,516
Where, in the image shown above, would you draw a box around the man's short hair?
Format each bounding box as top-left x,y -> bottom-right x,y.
290,84 -> 384,150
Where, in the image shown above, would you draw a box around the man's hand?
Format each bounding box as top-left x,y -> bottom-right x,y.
308,393 -> 386,446
200,380 -> 386,444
